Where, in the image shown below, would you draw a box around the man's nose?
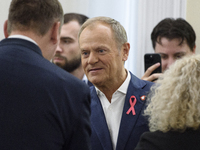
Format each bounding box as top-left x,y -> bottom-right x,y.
166,58 -> 175,69
55,44 -> 62,53
87,52 -> 98,64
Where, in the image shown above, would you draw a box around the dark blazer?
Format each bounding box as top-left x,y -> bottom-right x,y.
88,80 -> 93,87
90,72 -> 153,150
135,129 -> 200,150
0,38 -> 91,150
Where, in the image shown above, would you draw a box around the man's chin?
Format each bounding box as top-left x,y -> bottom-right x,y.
54,62 -> 64,68
88,77 -> 102,87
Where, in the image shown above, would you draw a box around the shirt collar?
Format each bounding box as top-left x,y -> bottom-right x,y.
8,35 -> 38,45
95,69 -> 131,95
118,70 -> 131,94
82,74 -> 88,84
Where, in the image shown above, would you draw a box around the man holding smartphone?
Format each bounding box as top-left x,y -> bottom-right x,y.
142,18 -> 196,82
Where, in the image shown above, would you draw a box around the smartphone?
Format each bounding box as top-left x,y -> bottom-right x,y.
144,53 -> 162,75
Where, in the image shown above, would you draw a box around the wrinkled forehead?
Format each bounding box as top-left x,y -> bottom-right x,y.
80,23 -> 115,42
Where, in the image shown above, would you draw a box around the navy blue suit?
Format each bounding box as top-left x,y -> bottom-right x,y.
90,73 -> 153,150
0,38 -> 91,150
88,80 -> 93,87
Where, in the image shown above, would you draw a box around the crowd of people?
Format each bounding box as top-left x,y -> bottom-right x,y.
0,0 -> 199,150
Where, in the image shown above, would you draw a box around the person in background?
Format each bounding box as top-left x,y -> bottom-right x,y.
135,54 -> 200,150
0,0 -> 91,149
142,18 -> 196,82
78,16 -> 153,150
53,13 -> 92,86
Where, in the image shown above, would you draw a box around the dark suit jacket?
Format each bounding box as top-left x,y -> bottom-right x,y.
88,80 -> 93,87
90,73 -> 153,150
135,129 -> 200,150
0,38 -> 91,150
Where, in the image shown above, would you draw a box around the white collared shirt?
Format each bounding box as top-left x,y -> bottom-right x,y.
82,74 -> 88,85
95,70 -> 131,150
8,35 -> 38,45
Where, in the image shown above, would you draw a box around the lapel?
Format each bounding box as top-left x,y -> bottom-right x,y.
90,87 -> 113,150
88,81 -> 93,87
116,73 -> 150,150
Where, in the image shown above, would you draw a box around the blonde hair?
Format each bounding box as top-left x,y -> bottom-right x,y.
145,54 -> 200,132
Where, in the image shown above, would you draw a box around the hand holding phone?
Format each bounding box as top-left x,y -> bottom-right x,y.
144,53 -> 162,74
142,53 -> 162,82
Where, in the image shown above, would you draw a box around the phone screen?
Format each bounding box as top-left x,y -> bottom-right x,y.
144,53 -> 162,75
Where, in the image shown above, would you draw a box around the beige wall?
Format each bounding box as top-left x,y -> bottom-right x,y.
186,0 -> 200,54
0,1 -> 11,40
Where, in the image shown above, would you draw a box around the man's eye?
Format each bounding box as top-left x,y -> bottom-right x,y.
83,52 -> 88,55
175,54 -> 184,59
99,49 -> 105,53
82,51 -> 89,57
161,55 -> 167,60
63,40 -> 69,43
61,39 -> 72,44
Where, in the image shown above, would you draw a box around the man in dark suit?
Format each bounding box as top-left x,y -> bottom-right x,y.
52,13 -> 92,87
78,16 -> 153,150
0,0 -> 91,149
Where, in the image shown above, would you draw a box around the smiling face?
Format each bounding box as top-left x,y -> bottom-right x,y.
79,23 -> 129,88
155,37 -> 195,72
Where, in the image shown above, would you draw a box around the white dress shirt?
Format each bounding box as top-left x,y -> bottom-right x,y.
82,74 -> 89,84
95,70 -> 131,150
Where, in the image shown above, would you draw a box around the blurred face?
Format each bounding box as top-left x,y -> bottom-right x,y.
52,21 -> 81,72
79,23 -> 129,87
155,37 -> 195,72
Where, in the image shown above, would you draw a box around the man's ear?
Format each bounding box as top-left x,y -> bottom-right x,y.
122,42 -> 130,61
4,20 -> 9,38
50,22 -> 61,45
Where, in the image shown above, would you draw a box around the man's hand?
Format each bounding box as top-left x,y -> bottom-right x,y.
141,63 -> 162,82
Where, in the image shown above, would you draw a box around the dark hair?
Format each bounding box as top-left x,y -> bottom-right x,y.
64,13 -> 88,25
7,0 -> 63,36
151,18 -> 196,51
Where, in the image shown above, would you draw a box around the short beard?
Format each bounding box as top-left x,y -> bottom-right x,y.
55,55 -> 81,73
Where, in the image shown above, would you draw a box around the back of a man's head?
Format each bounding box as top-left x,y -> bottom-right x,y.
7,0 -> 63,36
151,18 -> 196,51
63,13 -> 88,26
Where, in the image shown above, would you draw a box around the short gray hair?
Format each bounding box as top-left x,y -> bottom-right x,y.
78,16 -> 127,49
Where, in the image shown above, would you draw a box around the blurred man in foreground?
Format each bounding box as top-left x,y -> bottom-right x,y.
0,0 -> 91,149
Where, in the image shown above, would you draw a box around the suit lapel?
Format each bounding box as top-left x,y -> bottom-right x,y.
88,81 -> 93,87
116,74 -> 149,150
90,87 -> 113,150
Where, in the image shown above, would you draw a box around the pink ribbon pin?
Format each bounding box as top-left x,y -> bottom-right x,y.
126,95 -> 137,115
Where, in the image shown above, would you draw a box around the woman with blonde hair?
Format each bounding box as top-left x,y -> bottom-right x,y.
135,54 -> 200,150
